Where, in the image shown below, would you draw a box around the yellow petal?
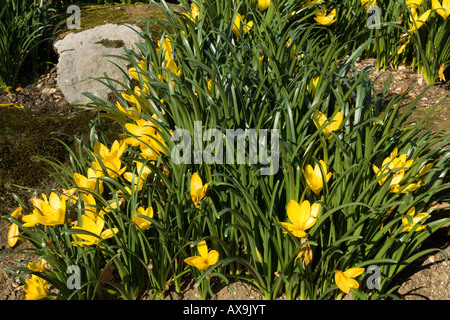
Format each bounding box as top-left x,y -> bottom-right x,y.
8,223 -> 19,247
343,267 -> 365,278
197,240 -> 208,258
286,200 -> 302,227
27,262 -> 46,273
207,250 -> 219,266
101,228 -> 118,240
335,270 -> 351,294
184,256 -> 209,270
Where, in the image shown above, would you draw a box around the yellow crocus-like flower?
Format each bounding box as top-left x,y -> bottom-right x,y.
307,76 -> 320,96
132,207 -> 154,231
183,3 -> 200,21
154,37 -> 180,88
22,192 -> 66,227
124,116 -> 167,161
24,275 -> 48,300
281,200 -> 320,238
232,13 -> 254,38
71,213 -> 118,247
184,240 -> 219,271
361,0 -> 377,9
94,140 -> 126,160
335,267 -> 365,294
191,172 -> 209,207
402,206 -> 429,232
7,205 -> 25,247
258,0 -> 271,11
314,111 -> 343,140
432,0 -> 450,20
303,160 -> 332,195
128,59 -> 149,82
92,156 -> 126,179
314,6 -> 337,26
408,8 -> 431,33
74,168 -> 104,194
372,148 -> 414,192
27,259 -> 47,273
438,64 -> 446,81
157,37 -> 174,63
286,37 -> 297,61
389,161 -> 431,193
123,171 -> 146,194
397,39 -> 411,55
116,86 -> 146,119
91,141 -> 127,178
406,0 -> 423,8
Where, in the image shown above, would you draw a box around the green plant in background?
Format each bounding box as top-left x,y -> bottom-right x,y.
410,0 -> 450,83
1,0 -> 449,301
0,0 -> 61,88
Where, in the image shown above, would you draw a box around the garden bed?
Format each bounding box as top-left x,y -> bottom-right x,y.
1,59 -> 448,300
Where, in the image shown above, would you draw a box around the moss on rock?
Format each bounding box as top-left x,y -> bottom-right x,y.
56,3 -> 183,42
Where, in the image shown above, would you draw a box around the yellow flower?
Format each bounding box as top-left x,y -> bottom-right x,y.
335,268 -> 365,294
408,8 -> 431,33
80,193 -> 101,220
7,205 -> 25,247
116,90 -> 143,120
372,148 -> 414,192
314,6 -> 337,26
361,0 -> 377,9
124,116 -> 167,160
432,0 -> 450,20
183,3 -> 200,21
94,140 -> 126,160
307,76 -> 320,96
184,240 -> 219,271
406,0 -> 423,8
123,171 -> 145,194
397,39 -> 411,55
314,111 -> 343,140
91,141 -> 127,178
281,200 -> 320,238
157,37 -> 174,63
258,0 -> 271,11
132,207 -> 154,231
27,259 -> 46,273
128,59 -> 148,82
24,275 -> 48,300
232,13 -> 254,38
402,206 -> 429,232
23,192 -> 66,227
438,64 -> 446,81
74,168 -> 104,194
286,37 -> 297,61
191,172 -> 209,207
71,214 -> 118,247
303,160 -> 332,195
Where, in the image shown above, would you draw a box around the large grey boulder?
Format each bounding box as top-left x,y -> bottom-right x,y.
54,24 -> 143,105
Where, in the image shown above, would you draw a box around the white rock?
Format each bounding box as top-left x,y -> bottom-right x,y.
54,24 -> 144,105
